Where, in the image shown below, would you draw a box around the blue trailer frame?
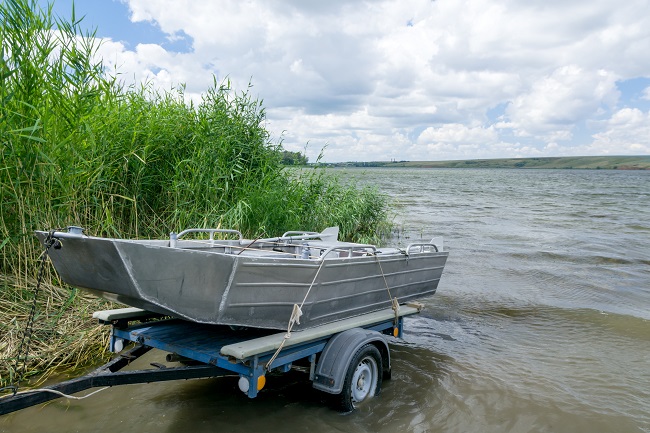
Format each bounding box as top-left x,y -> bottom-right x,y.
0,304 -> 421,415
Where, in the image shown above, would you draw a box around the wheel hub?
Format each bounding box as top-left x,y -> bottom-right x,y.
351,361 -> 373,402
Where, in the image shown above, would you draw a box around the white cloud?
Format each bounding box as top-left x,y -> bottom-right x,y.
587,108 -> 650,154
412,124 -> 512,160
418,124 -> 498,145
83,0 -> 650,161
502,66 -> 618,140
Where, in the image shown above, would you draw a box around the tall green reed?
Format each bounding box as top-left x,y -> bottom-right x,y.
0,0 -> 390,387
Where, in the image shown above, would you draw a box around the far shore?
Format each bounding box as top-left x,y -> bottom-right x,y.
319,155 -> 650,170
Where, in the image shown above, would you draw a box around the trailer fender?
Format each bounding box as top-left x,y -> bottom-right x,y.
312,328 -> 390,395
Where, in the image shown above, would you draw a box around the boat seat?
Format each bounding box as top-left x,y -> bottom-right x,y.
237,249 -> 295,259
376,248 -> 402,255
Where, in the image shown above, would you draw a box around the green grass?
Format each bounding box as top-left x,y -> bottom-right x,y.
0,0 -> 390,389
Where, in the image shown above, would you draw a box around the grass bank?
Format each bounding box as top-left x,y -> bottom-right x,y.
0,0 -> 390,390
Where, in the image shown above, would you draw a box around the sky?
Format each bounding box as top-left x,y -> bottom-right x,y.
44,0 -> 650,163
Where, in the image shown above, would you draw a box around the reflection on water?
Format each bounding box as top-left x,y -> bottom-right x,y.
2,168 -> 649,433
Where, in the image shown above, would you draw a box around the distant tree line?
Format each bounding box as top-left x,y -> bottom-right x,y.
281,150 -> 309,165
319,161 -> 410,167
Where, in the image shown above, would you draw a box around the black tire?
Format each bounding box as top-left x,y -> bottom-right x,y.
336,344 -> 383,412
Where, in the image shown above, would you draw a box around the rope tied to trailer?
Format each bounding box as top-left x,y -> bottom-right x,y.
265,257 -> 326,371
6,230 -> 62,396
4,386 -> 110,401
266,245 -> 402,371
374,253 -> 400,327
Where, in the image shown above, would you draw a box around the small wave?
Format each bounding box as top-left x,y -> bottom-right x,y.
401,302 -> 650,427
427,299 -> 650,343
506,250 -> 640,266
625,224 -> 650,232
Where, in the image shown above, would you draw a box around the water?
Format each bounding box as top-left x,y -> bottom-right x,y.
2,168 -> 649,433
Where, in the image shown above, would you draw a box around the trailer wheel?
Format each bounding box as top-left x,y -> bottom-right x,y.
337,344 -> 382,412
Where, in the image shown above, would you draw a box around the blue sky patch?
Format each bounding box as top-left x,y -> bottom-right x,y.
43,0 -> 193,53
616,77 -> 650,111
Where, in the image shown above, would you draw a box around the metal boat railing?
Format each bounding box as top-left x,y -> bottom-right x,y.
167,228 -> 443,259
317,244 -> 377,260
405,242 -> 439,253
176,228 -> 243,240
171,229 -> 243,248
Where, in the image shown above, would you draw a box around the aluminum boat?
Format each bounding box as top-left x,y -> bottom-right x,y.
35,226 -> 447,330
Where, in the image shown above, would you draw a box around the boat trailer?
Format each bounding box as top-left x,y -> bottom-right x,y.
0,304 -> 422,415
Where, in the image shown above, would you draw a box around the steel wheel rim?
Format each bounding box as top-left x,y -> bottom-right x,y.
351,356 -> 378,404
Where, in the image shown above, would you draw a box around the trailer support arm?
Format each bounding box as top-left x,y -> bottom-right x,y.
0,345 -> 229,416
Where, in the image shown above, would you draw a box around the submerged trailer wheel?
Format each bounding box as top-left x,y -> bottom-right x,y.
337,344 -> 383,412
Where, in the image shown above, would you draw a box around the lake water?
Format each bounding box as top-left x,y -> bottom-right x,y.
2,168 -> 649,433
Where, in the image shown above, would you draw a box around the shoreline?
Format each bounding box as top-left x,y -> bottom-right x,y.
318,155 -> 650,170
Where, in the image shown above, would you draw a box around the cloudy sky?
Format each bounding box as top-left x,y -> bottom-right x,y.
47,0 -> 650,162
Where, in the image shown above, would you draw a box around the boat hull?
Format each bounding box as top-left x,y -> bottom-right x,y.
36,231 -> 448,330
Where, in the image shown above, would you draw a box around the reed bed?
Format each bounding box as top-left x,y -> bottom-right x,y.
0,1 -> 390,391
0,275 -> 112,388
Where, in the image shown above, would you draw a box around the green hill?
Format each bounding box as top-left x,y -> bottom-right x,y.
332,156 -> 650,170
